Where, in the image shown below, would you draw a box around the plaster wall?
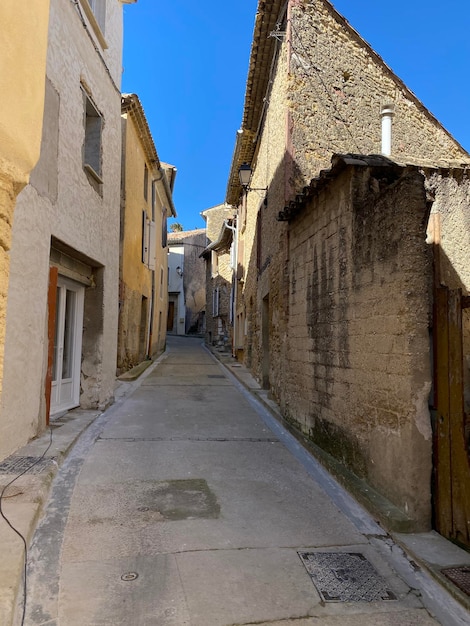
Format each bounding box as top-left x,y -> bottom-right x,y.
118,113 -> 169,371
0,0 -> 50,401
0,0 -> 124,460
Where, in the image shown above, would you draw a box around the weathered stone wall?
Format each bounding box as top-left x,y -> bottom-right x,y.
283,164 -> 433,527
236,0 -> 470,528
239,44 -> 290,384
289,0 -> 469,191
203,206 -> 233,348
0,0 -> 124,459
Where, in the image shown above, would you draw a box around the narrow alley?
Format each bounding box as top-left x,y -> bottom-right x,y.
20,336 -> 462,626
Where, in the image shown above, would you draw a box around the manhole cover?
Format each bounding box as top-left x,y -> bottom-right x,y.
121,572 -> 138,582
442,566 -> 470,596
298,552 -> 396,602
0,456 -> 55,475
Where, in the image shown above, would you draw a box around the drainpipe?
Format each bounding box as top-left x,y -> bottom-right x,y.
381,104 -> 395,156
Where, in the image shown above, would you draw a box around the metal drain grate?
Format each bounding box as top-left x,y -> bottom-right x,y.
442,566 -> 470,596
298,552 -> 396,602
207,374 -> 226,379
0,456 -> 55,475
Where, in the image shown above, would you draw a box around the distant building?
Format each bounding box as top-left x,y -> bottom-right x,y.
167,229 -> 206,335
118,94 -> 176,373
201,204 -> 236,351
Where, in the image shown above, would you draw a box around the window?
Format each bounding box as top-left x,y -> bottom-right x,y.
162,208 -> 168,248
88,0 -> 106,33
142,211 -> 156,269
212,287 -> 220,317
142,211 -> 149,265
211,250 -> 219,278
144,164 -> 148,201
79,0 -> 107,49
151,179 -> 156,218
82,88 -> 103,185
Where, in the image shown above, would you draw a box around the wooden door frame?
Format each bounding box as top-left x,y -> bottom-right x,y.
45,267 -> 58,425
433,285 -> 470,548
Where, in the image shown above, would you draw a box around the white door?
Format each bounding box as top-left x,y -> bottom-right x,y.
50,276 -> 84,416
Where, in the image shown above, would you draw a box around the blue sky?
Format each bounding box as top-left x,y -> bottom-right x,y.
122,1 -> 470,230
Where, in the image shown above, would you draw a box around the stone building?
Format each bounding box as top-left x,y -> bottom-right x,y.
168,229 -> 207,335
0,0 -> 136,461
117,94 -> 176,373
201,204 -> 236,351
0,0 -> 50,404
225,0 -> 470,540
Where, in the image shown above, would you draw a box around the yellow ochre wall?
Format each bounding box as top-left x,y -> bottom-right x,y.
0,0 -> 50,399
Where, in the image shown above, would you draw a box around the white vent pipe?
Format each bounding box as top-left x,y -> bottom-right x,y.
381,104 -> 395,156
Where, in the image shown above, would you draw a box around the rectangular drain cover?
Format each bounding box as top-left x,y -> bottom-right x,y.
442,567 -> 470,596
0,456 -> 55,475
298,552 -> 396,602
207,375 -> 225,379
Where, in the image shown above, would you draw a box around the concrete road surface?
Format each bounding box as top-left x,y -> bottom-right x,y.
23,336 -> 450,625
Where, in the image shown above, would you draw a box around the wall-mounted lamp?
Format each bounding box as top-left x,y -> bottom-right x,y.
238,163 -> 268,193
176,266 -> 183,277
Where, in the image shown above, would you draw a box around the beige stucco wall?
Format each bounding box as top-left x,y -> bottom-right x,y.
0,0 -> 125,460
0,1 -> 50,402
118,112 -> 169,371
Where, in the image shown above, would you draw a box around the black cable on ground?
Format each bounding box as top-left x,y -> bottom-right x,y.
0,427 -> 53,626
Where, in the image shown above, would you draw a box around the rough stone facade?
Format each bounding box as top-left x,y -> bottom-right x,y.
284,159 -> 433,525
226,0 -> 470,531
202,204 -> 235,350
0,0 -> 132,460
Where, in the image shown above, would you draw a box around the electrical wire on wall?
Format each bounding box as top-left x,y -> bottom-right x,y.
288,17 -> 362,154
0,427 -> 53,626
71,0 -> 120,94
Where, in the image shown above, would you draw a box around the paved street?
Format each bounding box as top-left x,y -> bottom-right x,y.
24,336 -> 445,625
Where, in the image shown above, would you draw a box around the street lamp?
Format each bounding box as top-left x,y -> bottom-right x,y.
238,163 -> 268,193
